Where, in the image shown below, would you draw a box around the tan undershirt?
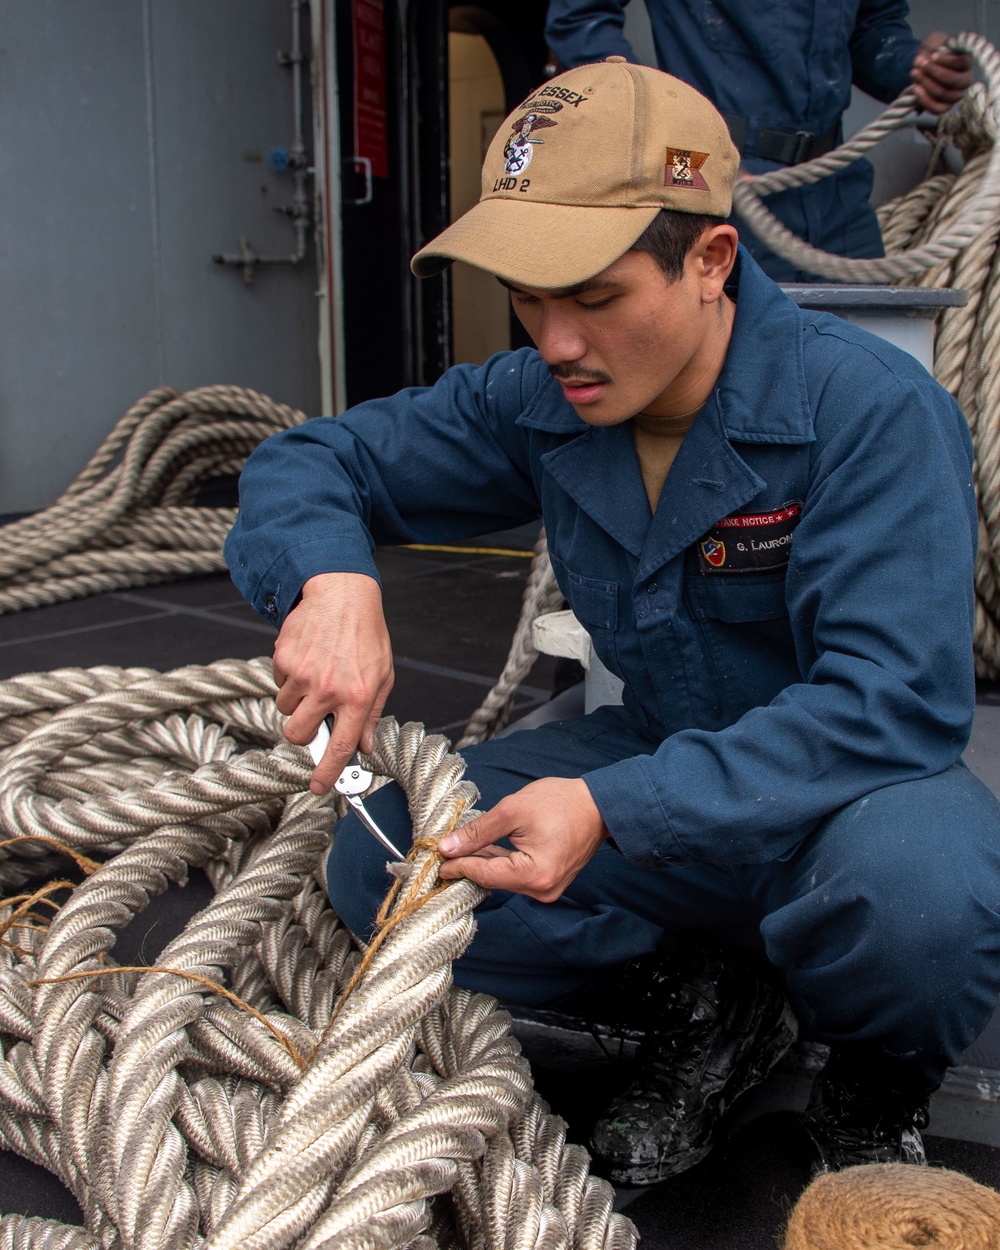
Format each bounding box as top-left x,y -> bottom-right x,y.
632,407 -> 701,513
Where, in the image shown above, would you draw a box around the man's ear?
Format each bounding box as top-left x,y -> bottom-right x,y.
696,224 -> 739,303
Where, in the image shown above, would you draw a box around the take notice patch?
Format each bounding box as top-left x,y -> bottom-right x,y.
697,502 -> 802,575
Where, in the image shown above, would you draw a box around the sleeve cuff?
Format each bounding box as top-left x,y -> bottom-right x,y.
583,755 -> 690,869
249,533 -> 380,626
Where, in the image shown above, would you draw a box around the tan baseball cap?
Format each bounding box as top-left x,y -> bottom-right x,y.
411,57 -> 739,289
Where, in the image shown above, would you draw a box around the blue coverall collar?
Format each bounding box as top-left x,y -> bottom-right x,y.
716,247 -> 815,446
518,248 -> 814,560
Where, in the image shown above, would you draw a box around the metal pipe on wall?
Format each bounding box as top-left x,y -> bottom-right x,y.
213,0 -> 313,282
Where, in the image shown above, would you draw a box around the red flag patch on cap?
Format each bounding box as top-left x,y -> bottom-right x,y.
665,148 -> 709,191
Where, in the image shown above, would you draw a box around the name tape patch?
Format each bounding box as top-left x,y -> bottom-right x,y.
697,502 -> 802,575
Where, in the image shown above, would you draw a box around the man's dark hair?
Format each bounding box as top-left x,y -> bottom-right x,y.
629,210 -> 727,282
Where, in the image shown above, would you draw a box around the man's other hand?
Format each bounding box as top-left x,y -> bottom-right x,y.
437,777 -> 608,901
910,32 -> 972,115
272,571 -> 394,794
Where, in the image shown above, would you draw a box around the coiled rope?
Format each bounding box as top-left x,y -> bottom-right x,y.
783,1163 -> 1000,1249
0,377 -> 561,741
0,657 -> 636,1250
0,386 -> 306,616
730,32 -> 1000,283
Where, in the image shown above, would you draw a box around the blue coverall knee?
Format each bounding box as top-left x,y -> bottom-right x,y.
746,763 -> 1000,1083
326,716 -> 1000,1088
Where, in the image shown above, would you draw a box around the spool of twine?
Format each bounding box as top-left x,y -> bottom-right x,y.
783,1164 -> 1000,1249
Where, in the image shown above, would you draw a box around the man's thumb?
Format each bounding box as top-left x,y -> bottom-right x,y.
438,809 -> 504,857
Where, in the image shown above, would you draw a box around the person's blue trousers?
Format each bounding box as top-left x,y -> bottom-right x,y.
326,705 -> 1000,1086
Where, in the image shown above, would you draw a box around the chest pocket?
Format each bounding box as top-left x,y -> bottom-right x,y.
686,576 -> 788,623
695,0 -> 785,60
549,554 -> 621,676
684,574 -> 798,720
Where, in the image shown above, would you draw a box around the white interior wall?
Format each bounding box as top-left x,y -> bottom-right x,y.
0,1 -> 321,514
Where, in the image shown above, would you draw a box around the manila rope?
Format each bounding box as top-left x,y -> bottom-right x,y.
783,1162 -> 1000,1249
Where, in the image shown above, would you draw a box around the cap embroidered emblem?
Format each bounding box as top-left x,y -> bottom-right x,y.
700,537 -> 726,567
518,98 -> 563,115
503,112 -> 558,175
665,148 -> 709,190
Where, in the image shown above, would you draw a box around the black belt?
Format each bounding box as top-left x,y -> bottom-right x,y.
722,113 -> 840,165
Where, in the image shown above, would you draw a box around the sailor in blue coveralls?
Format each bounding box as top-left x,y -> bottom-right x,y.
544,0 -> 972,280
225,58 -> 1000,1182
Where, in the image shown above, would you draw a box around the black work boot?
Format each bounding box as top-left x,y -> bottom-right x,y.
802,1049 -> 933,1174
588,946 -> 798,1185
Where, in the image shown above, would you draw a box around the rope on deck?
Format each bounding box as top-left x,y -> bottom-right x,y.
0,386 -> 306,615
0,658 -> 636,1250
456,533 -> 562,748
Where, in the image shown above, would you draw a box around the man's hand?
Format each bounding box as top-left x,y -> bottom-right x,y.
272,571 -> 394,794
437,777 -> 608,901
910,32 -> 972,115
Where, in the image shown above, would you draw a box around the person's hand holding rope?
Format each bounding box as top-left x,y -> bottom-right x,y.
731,31 -> 999,283
911,31 -> 973,115
437,776 -> 608,901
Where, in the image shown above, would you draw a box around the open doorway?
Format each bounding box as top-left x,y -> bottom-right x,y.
448,29 -> 509,364
446,4 -> 550,365
315,0 -> 546,407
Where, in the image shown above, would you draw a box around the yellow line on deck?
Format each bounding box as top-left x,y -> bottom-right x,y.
403,543 -> 534,559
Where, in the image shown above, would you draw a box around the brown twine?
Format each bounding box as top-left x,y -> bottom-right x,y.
314,840 -> 446,1049
0,880 -> 76,947
0,834 -> 101,876
1,933 -> 47,957
310,806 -> 469,1058
28,965 -> 307,1069
784,1163 -> 1000,1249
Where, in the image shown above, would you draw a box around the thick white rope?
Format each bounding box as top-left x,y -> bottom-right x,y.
730,32 -> 1000,283
457,534 -> 563,748
0,387 -> 306,615
0,659 -> 636,1250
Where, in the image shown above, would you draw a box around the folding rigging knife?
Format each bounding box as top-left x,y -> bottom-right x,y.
309,715 -> 405,861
